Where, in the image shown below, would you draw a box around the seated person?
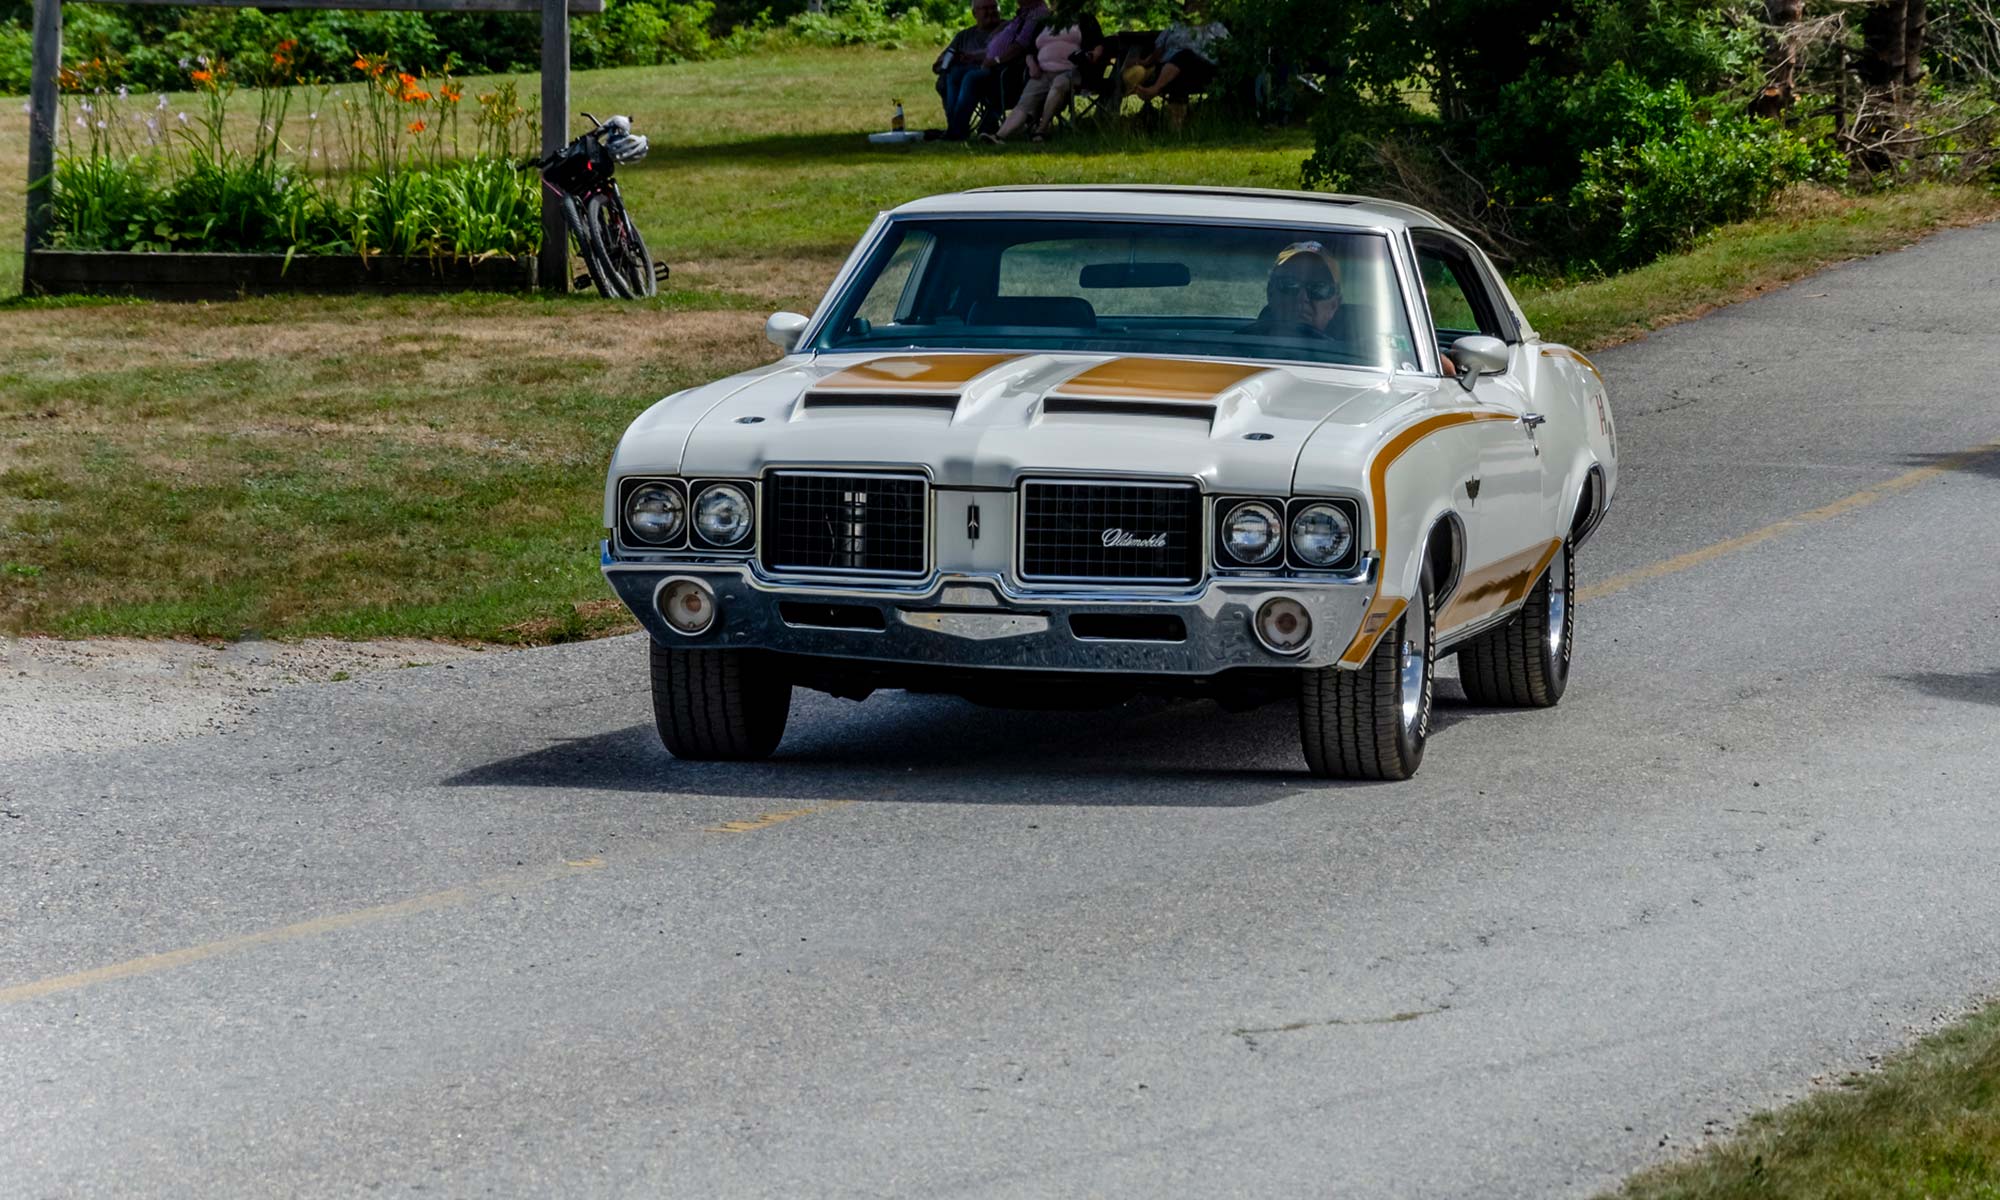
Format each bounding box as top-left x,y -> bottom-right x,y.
935,0 -> 1005,141
1238,241 -> 1343,339
988,16 -> 1103,143
1128,10 -> 1228,103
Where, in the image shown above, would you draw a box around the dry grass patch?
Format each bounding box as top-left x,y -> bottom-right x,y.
0,292 -> 774,641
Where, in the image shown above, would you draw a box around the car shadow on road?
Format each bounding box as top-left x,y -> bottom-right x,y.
1894,669 -> 2000,708
1903,448 -> 2000,481
443,693 -> 1408,806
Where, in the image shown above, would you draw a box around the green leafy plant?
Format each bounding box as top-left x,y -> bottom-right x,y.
43,49 -> 541,260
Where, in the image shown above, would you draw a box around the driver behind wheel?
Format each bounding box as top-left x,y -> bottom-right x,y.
1238,241 -> 1342,339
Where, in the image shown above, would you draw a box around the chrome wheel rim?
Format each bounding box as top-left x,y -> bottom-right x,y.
1398,609 -> 1432,740
1547,542 -> 1573,670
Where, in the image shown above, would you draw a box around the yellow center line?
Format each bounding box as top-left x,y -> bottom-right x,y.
0,857 -> 606,1006
706,800 -> 853,833
1579,442 -> 1999,603
4,791 -> 861,1006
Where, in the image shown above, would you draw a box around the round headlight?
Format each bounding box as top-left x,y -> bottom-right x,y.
625,482 -> 684,545
1289,503 -> 1355,567
694,483 -> 753,547
1222,501 -> 1282,565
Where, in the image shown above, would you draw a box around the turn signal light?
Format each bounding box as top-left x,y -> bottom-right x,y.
1254,596 -> 1312,655
659,578 -> 718,636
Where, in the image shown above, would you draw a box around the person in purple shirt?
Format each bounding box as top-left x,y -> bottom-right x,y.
983,0 -> 1051,71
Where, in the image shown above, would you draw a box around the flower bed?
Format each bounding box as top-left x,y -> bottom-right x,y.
37,51 -> 545,292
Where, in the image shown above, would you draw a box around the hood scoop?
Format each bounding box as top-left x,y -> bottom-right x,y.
1042,396 -> 1215,423
802,390 -> 960,412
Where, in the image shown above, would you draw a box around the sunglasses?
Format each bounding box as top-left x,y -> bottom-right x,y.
1270,275 -> 1340,302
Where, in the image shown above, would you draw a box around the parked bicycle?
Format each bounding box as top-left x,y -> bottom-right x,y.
527,113 -> 658,298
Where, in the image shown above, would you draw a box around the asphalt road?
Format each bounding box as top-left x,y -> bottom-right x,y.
6,223 -> 2000,1199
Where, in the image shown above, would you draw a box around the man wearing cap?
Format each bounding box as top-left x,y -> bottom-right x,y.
1238,242 -> 1345,340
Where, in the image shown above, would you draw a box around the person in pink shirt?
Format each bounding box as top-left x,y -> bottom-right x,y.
985,16 -> 1103,143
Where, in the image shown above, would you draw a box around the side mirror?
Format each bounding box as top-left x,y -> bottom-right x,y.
1448,335 -> 1509,390
765,311 -> 810,353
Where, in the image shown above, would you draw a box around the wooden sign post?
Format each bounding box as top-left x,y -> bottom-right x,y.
21,0 -> 604,295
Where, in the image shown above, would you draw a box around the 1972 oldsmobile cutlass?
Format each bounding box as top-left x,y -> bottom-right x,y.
602,186 -> 1616,779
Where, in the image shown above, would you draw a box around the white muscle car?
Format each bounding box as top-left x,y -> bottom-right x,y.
602,186 -> 1616,779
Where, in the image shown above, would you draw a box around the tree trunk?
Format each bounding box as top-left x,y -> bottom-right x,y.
1752,0 -> 1805,118
1854,0 -> 1928,170
1858,0 -> 1927,95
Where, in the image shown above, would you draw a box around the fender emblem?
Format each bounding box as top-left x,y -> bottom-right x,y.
1465,477 -> 1481,505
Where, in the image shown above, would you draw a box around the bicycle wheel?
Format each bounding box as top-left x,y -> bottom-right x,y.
564,194 -> 619,298
587,193 -> 655,299
620,209 -> 658,298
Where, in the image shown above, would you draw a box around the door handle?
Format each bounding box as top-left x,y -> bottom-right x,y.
1521,413 -> 1547,430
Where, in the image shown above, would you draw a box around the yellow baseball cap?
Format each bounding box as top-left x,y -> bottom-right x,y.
1274,240 -> 1341,285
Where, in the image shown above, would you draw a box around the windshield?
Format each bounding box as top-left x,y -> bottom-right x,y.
811,218 -> 1422,371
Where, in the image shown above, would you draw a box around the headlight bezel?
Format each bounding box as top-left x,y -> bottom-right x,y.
691,480 -> 756,549
1285,498 -> 1361,572
1217,499 -> 1284,567
619,477 -> 688,550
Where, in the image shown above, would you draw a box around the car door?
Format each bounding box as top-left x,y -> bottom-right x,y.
1411,233 -> 1551,633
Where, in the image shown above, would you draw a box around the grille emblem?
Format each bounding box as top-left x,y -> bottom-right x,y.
816,488 -> 870,568
967,503 -> 981,540
1101,528 -> 1170,549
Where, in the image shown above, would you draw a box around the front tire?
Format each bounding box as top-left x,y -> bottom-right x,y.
1457,539 -> 1573,707
649,642 -> 792,761
1299,570 -> 1436,780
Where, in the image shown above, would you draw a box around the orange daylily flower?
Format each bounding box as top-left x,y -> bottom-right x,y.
408,119 -> 427,133
191,69 -> 213,84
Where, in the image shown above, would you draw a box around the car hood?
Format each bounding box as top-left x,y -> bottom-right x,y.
618,352 -> 1427,495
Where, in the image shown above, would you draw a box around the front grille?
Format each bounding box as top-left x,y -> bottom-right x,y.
762,471 -> 928,576
1019,480 -> 1204,584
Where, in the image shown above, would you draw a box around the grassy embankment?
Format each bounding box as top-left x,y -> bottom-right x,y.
1609,1001 -> 2000,1199
1,44 -> 1995,642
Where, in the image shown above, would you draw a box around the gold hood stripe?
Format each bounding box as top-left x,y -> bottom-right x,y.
816,353 -> 1021,391
1053,358 -> 1268,403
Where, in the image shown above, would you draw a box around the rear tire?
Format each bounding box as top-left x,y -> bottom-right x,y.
1457,540 -> 1573,707
1299,569 -> 1436,780
649,642 -> 792,761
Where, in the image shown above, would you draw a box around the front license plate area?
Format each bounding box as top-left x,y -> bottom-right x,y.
897,609 -> 1051,640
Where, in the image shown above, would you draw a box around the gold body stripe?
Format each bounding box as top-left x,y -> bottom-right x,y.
816,353 -> 1019,391
1054,358 -> 1267,402
1540,346 -> 1604,385
1335,410 -> 1517,663
1436,537 -> 1562,633
1338,596 -> 1409,666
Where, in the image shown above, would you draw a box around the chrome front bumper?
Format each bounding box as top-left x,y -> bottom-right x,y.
602,546 -> 1377,675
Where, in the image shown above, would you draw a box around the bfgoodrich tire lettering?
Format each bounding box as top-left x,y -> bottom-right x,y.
1299,569 -> 1436,780
649,642 -> 792,760
1457,540 -> 1573,708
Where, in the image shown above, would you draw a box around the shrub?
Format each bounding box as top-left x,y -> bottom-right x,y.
1571,80 -> 1823,269
1,21 -> 33,94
